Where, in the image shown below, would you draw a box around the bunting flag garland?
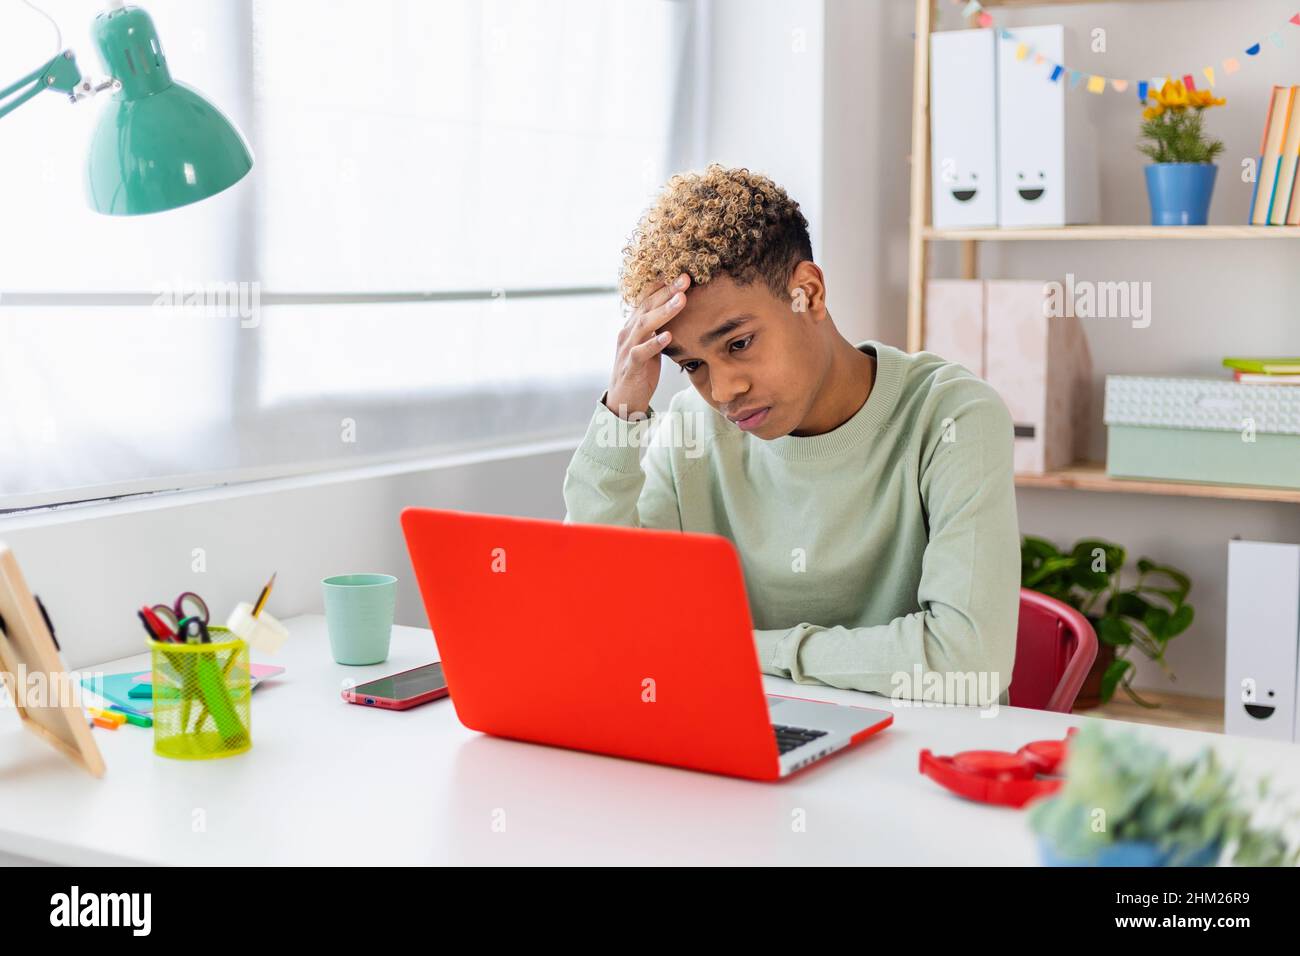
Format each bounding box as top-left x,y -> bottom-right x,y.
946,0 -> 1299,99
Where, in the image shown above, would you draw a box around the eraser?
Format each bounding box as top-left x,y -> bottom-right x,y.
226,602 -> 289,654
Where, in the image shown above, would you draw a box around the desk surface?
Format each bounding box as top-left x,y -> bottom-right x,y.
2,615 -> 1298,866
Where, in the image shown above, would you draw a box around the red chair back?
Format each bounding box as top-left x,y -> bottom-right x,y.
1009,588 -> 1098,713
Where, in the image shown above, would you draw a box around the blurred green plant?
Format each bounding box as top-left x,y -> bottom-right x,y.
1021,536 -> 1194,707
1028,724 -> 1299,866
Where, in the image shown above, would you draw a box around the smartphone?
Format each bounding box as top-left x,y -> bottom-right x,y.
342,662 -> 449,710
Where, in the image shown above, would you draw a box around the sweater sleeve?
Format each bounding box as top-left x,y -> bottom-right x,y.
751,382 -> 1019,705
562,395 -> 683,531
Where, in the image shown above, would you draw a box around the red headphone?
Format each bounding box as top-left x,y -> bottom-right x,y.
918,728 -> 1077,808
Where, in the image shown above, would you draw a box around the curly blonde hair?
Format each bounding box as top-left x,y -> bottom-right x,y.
619,163 -> 813,306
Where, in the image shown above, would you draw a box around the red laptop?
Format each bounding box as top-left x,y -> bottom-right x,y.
401,508 -> 893,781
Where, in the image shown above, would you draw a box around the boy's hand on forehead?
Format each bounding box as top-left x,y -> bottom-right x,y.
604,271 -> 691,420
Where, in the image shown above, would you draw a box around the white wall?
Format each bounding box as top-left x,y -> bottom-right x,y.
706,0 -> 826,252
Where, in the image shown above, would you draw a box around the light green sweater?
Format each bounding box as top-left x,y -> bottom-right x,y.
562,342 -> 1020,705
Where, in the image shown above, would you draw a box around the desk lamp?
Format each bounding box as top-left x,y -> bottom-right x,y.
0,0 -> 253,214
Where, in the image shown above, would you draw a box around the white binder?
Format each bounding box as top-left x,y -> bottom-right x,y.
930,29 -> 999,229
995,25 -> 1099,227
1225,540 -> 1300,742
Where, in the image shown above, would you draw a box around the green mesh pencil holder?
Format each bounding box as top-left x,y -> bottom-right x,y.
149,626 -> 252,760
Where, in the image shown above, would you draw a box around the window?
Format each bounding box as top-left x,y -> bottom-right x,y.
0,0 -> 703,509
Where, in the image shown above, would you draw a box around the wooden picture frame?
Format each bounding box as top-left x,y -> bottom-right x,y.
0,544 -> 105,777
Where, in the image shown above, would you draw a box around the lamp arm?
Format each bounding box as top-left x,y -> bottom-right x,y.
0,51 -> 83,121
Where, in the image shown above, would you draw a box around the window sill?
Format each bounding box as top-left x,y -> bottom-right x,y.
0,433 -> 584,531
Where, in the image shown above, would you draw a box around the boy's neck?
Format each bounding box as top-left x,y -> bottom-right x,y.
790,334 -> 875,437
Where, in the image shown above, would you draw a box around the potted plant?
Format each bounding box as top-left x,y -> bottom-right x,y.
1028,724 -> 1300,867
1139,78 -> 1226,225
1020,536 -> 1193,709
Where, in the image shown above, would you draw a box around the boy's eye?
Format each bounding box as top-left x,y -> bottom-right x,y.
679,335 -> 753,373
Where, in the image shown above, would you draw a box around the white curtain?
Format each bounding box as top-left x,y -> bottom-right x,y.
0,0 -> 698,509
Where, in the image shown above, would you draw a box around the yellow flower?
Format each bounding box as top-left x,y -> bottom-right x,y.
1143,104 -> 1165,120
1159,80 -> 1190,108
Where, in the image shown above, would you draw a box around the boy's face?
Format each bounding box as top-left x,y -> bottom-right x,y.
658,271 -> 827,439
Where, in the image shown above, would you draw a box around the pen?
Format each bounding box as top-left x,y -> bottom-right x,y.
251,571 -> 276,618
107,705 -> 153,728
86,706 -> 126,727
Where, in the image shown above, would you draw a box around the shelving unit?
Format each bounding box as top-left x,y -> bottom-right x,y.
925,224 -> 1300,241
1013,463 -> 1300,504
907,0 -> 1298,502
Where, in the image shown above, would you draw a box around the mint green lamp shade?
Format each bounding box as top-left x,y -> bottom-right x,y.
85,5 -> 252,215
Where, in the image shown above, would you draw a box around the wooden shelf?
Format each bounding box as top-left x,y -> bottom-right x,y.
924,225 -> 1300,241
1084,690 -> 1224,734
982,0 -> 1190,6
1015,463 -> 1300,504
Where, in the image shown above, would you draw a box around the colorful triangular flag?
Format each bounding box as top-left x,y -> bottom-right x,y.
1069,70 -> 1084,89
962,0 -> 981,16
1246,42 -> 1261,56
1182,73 -> 1197,91
1137,80 -> 1149,102
1223,56 -> 1241,74
1086,75 -> 1105,94
1203,66 -> 1215,86
1112,78 -> 1129,93
1290,12 -> 1300,26
1049,64 -> 1064,83
1269,30 -> 1284,48
1016,42 -> 1029,61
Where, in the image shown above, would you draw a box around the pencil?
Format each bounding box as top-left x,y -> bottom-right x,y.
251,571 -> 276,618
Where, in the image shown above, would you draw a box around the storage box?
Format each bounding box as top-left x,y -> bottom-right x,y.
984,280 -> 1091,474
995,25 -> 1099,227
1104,377 -> 1300,488
923,279 -> 985,376
930,29 -> 999,229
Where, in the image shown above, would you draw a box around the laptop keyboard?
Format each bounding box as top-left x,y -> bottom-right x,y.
773,724 -> 828,756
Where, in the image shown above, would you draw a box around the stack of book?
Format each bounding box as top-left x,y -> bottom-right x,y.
1250,85 -> 1300,225
1223,357 -> 1300,385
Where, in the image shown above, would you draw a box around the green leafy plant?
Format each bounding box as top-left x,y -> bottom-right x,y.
1028,724 -> 1300,866
1138,78 -> 1226,164
1021,536 -> 1194,707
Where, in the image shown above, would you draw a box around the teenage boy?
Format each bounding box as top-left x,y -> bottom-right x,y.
563,164 -> 1019,704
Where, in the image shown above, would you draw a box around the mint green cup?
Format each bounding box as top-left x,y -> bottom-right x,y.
322,573 -> 396,665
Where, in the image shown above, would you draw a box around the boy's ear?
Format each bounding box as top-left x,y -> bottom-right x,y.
787,261 -> 826,316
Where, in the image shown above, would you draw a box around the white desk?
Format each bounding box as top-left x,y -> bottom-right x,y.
2,615 -> 1298,865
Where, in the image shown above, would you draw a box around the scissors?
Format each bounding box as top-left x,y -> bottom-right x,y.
150,592 -> 211,643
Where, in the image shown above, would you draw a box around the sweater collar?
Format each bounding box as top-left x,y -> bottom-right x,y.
758,341 -> 902,462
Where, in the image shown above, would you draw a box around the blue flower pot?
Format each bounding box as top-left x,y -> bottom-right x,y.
1144,163 -> 1217,226
1039,835 -> 1221,867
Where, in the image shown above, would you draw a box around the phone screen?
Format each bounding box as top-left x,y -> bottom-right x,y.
352,663 -> 446,700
